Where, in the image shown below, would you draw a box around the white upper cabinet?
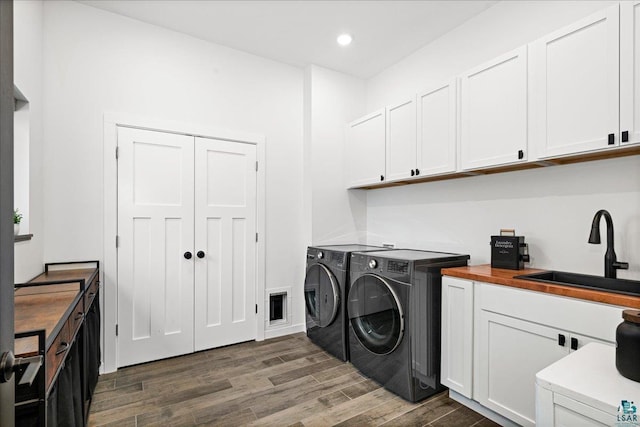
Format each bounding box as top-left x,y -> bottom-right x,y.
386,98 -> 417,181
531,5 -> 620,158
621,1 -> 640,146
346,109 -> 386,188
417,80 -> 457,176
460,46 -> 528,171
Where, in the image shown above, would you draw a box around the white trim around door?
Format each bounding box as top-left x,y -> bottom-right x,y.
102,112 -> 266,373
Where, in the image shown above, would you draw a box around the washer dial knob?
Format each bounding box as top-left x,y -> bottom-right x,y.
368,259 -> 378,269
317,251 -> 324,259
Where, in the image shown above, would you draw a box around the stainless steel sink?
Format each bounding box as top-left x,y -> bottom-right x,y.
515,271 -> 640,297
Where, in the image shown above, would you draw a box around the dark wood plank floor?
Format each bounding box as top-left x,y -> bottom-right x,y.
89,333 -> 499,427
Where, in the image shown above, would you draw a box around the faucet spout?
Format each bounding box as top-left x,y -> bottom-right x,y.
588,209 -> 628,279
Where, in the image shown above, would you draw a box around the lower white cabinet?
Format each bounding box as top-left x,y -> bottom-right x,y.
441,276 -> 623,426
441,277 -> 473,398
477,311 -> 571,426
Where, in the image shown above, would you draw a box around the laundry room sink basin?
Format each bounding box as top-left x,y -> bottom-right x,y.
515,271 -> 640,297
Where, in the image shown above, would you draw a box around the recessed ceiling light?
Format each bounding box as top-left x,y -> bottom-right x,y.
337,33 -> 353,46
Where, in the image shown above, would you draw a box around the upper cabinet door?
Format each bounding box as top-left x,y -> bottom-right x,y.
531,5 -> 620,158
417,80 -> 457,176
621,1 -> 640,146
385,98 -> 417,182
460,46 -> 528,171
346,109 -> 386,188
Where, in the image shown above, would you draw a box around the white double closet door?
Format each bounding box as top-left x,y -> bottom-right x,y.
117,127 -> 257,367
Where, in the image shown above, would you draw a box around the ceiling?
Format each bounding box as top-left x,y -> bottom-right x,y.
77,0 -> 498,79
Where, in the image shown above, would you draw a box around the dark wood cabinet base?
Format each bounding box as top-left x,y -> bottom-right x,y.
15,261 -> 101,426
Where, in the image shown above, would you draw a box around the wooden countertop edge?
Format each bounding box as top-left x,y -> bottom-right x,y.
442,265 -> 640,309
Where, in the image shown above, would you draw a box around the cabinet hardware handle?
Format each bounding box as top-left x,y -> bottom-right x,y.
608,133 -> 615,145
88,292 -> 95,298
55,342 -> 70,355
558,334 -> 566,347
622,131 -> 629,143
380,175 -> 384,181
410,169 -> 415,176
518,150 -> 524,160
184,251 -> 193,260
197,251 -> 205,259
570,337 -> 578,350
74,312 -> 83,321
415,169 -> 420,176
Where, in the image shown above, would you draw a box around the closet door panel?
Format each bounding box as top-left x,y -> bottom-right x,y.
117,127 -> 195,367
194,138 -> 257,351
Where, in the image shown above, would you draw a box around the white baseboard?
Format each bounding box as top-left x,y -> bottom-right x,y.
264,322 -> 305,340
448,390 -> 520,427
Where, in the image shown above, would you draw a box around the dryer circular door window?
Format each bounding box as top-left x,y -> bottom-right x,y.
304,263 -> 340,328
348,273 -> 404,355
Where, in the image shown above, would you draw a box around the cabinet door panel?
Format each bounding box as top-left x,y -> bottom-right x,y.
553,394 -> 611,426
531,5 -> 619,157
621,1 -> 640,145
478,310 -> 568,427
441,277 -> 473,398
460,46 -> 528,170
417,81 -> 457,176
386,99 -> 416,182
346,110 -> 386,187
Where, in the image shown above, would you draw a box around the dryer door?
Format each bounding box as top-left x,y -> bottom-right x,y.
304,263 -> 340,328
348,273 -> 404,355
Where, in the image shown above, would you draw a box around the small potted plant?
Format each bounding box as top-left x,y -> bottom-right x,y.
13,208 -> 22,236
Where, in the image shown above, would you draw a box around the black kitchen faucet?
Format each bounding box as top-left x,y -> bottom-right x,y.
588,209 -> 629,279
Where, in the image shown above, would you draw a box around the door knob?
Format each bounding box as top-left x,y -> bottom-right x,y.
184,251 -> 192,260
1,351 -> 43,386
197,251 -> 205,259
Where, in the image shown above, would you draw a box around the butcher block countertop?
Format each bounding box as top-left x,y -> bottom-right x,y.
442,264 -> 640,309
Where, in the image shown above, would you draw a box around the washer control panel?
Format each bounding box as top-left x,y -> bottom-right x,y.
306,248 -> 347,268
351,253 -> 412,282
387,260 -> 409,274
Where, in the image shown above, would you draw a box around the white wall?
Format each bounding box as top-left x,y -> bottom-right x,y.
367,157 -> 640,279
42,1 -> 305,368
14,0 -> 44,283
364,0 -> 640,280
306,65 -> 368,245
